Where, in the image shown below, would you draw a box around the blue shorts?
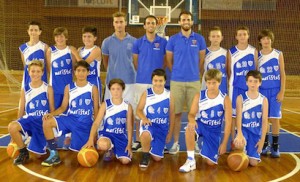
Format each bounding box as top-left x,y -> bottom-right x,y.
195,122 -> 221,164
229,86 -> 247,117
98,131 -> 131,160
18,115 -> 47,155
54,93 -> 64,109
54,115 -> 92,152
242,129 -> 261,162
140,124 -> 168,158
260,88 -> 281,119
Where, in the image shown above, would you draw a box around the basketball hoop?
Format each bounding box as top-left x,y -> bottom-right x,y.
156,16 -> 168,38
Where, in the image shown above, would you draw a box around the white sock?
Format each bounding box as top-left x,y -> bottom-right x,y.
187,150 -> 195,160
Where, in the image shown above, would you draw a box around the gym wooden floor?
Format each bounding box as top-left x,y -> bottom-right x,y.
0,79 -> 300,181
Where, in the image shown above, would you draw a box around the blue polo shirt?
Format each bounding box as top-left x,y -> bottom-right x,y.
132,35 -> 167,84
166,32 -> 206,82
101,33 -> 137,84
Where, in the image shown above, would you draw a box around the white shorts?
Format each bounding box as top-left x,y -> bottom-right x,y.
104,84 -> 135,106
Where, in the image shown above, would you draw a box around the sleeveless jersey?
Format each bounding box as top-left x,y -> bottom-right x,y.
19,41 -> 47,87
67,82 -> 94,123
49,46 -> 73,95
258,49 -> 281,89
196,90 -> 225,133
241,92 -> 264,135
100,99 -> 129,135
143,88 -> 170,131
79,46 -> 101,84
229,45 -> 256,90
202,47 -> 228,94
24,82 -> 49,119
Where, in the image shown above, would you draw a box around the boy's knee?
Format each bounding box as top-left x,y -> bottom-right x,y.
249,159 -> 258,166
140,131 -> 151,140
119,158 -> 130,165
152,156 -> 162,162
97,140 -> 110,151
8,121 -> 20,133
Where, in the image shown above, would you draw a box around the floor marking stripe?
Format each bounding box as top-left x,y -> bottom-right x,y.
0,107 -> 18,114
283,109 -> 300,115
17,165 -> 65,182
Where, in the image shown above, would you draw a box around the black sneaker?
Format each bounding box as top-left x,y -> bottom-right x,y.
41,150 -> 61,167
139,152 -> 150,168
132,141 -> 142,152
14,150 -> 29,165
164,146 -> 169,154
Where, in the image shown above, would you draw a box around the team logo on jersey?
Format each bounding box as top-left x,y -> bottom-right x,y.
210,110 -> 215,118
29,102 -> 35,109
71,100 -> 77,108
236,62 -> 242,68
248,61 -> 253,67
267,66 -> 273,73
85,99 -> 91,105
107,117 -> 114,125
41,100 -> 47,106
79,99 -> 83,106
201,111 -> 208,118
222,63 -> 225,69
242,61 -> 247,68
154,43 -> 160,48
257,112 -> 262,118
66,59 -> 71,65
274,65 -> 279,71
60,61 -> 64,67
208,63 -> 214,69
217,111 -> 223,117
216,63 -> 221,69
53,61 -> 59,68
192,40 -> 197,45
251,111 -> 255,119
163,108 -> 169,114
127,43 -> 133,50
148,106 -> 155,114
244,111 -> 250,119
90,61 -> 95,67
260,67 -> 266,73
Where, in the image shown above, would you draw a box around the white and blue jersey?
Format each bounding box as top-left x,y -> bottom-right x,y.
258,49 -> 281,89
18,82 -> 49,154
241,92 -> 265,161
54,82 -> 94,151
79,46 -> 102,99
98,99 -> 131,160
229,45 -> 256,90
132,35 -> 167,84
195,90 -> 225,164
202,47 -> 228,94
49,46 -> 73,108
19,41 -> 47,87
101,33 -> 136,84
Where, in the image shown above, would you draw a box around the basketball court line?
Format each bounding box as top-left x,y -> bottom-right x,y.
17,165 -> 65,182
268,153 -> 300,182
283,109 -> 300,115
0,107 -> 18,114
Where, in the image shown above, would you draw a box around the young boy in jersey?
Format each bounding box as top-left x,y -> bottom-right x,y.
84,79 -> 133,164
179,69 -> 232,172
258,29 -> 286,157
136,69 -> 175,168
19,21 -> 48,87
201,26 -> 227,94
8,60 -> 54,165
227,26 -> 258,149
234,70 -> 268,166
78,26 -> 102,102
41,60 -> 99,166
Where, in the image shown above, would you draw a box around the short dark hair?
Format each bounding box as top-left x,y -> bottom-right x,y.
113,12 -> 127,20
28,21 -> 42,30
82,26 -> 97,37
151,69 -> 166,81
246,70 -> 262,82
144,15 -> 158,25
179,11 -> 193,21
236,26 -> 250,36
209,26 -> 222,35
258,29 -> 274,46
108,78 -> 125,90
74,60 -> 90,71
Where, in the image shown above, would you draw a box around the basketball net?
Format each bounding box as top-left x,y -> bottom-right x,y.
156,16 -> 168,38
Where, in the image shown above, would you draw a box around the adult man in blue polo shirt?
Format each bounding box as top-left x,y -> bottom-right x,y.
131,15 -> 168,151
102,12 -> 137,106
166,11 -> 206,154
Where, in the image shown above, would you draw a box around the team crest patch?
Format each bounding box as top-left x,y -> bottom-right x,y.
66,59 -> 71,65
41,100 -> 47,106
192,40 -> 197,45
53,61 -> 59,68
148,106 -> 155,114
201,111 -> 208,118
236,62 -> 242,68
248,61 -> 253,67
274,65 -> 279,71
244,111 -> 250,119
71,100 -> 76,108
127,43 -> 133,50
29,102 -> 35,109
163,108 -> 169,114
260,67 -> 266,73
154,43 -> 160,48
257,112 -> 262,118
85,99 -> 91,105
107,118 -> 114,125
217,111 -> 223,117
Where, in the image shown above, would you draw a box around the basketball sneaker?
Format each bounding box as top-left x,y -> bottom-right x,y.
41,150 -> 61,166
271,145 -> 280,158
14,149 -> 29,165
103,150 -> 113,161
139,152 -> 150,168
169,142 -> 180,154
164,146 -> 169,154
261,143 -> 270,156
132,141 -> 142,152
179,158 -> 196,172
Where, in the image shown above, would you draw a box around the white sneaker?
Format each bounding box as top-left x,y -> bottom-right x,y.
195,143 -> 200,155
179,159 -> 196,172
169,143 -> 180,154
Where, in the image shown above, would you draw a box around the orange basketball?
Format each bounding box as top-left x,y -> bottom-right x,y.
7,142 -> 20,159
77,147 -> 99,167
227,151 -> 249,171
